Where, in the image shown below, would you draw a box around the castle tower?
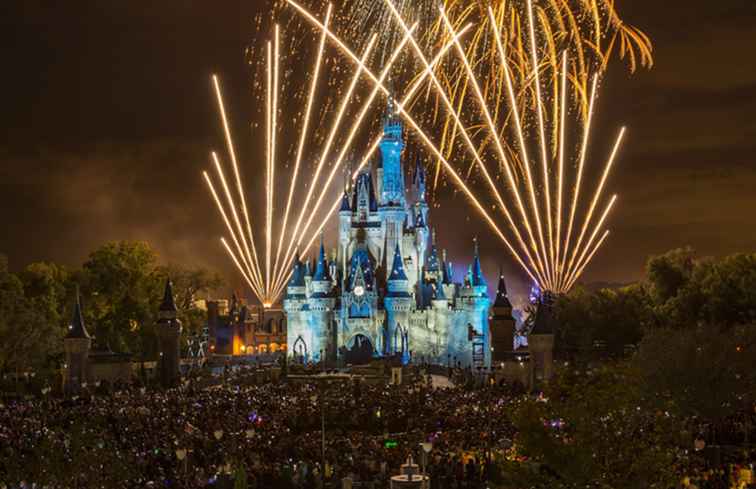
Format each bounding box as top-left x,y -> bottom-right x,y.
413,210 -> 428,284
339,190 -> 351,279
529,297 -> 556,387
308,237 -> 336,363
64,288 -> 91,394
456,239 -> 491,367
157,278 -> 182,388
384,243 -> 412,357
379,96 -> 405,206
490,271 -> 517,363
378,98 -> 407,273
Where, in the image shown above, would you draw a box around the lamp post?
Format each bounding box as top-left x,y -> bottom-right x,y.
420,442 -> 432,488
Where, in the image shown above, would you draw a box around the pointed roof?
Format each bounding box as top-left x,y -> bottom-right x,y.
340,190 -> 351,212
66,288 -> 90,339
415,210 -> 426,229
313,236 -> 331,281
471,238 -> 486,287
494,271 -> 512,309
288,251 -> 306,287
425,245 -> 440,272
388,243 -> 408,282
160,278 -> 178,313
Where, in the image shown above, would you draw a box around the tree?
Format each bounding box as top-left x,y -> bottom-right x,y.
0,256 -> 67,376
553,284 -> 653,357
81,241 -> 164,358
635,322 -> 756,423
645,247 -> 696,305
503,363 -> 680,488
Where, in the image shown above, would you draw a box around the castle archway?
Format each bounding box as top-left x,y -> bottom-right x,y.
293,336 -> 308,364
344,334 -> 374,365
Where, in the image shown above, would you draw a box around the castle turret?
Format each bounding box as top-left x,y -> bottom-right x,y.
64,288 -> 91,394
378,98 -> 407,273
157,278 -> 182,388
490,271 -> 516,363
529,296 -> 556,387
379,97 -> 405,206
308,236 -> 336,363
457,239 -> 491,367
384,243 -> 412,356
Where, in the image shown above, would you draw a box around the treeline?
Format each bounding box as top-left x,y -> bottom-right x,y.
553,247 -> 756,355
500,248 -> 756,487
0,241 -> 223,376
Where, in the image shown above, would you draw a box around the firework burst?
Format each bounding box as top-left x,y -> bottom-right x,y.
336,0 -> 650,191
289,0 -> 627,294
205,7 -> 469,306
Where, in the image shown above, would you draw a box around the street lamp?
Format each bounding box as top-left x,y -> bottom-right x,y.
420,442 -> 432,487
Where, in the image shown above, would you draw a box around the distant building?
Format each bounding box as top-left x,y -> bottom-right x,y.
206,295 -> 286,358
284,100 -> 491,368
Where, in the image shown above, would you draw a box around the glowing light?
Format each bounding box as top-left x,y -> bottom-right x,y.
320,0 -> 628,293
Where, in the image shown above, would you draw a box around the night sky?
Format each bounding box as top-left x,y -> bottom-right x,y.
2,1 -> 755,306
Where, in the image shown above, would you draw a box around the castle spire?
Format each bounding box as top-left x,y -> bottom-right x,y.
388,242 -> 408,282
67,286 -> 90,339
159,278 -> 178,318
313,233 -> 331,281
471,237 -> 486,287
494,268 -> 512,308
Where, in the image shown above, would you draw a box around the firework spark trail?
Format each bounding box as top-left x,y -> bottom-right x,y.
221,236 -> 260,297
279,24 -> 418,293
271,12 -> 473,296
565,194 -> 617,289
526,0 -> 555,287
212,75 -> 263,289
209,151 -> 263,292
274,33 -> 378,293
490,8 -> 551,290
203,171 -> 263,299
270,141 -> 380,301
206,9 -> 392,307
383,0 -> 548,287
566,230 -> 610,292
272,5 -> 332,285
440,6 -> 551,287
554,51 -> 567,285
560,76 -> 598,287
288,0 -> 542,286
562,127 -> 625,290
379,1 -> 627,292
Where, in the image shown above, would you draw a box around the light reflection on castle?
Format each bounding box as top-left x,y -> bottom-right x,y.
284,101 -> 498,367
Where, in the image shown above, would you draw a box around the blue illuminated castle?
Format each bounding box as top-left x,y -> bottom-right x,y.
284,100 -> 492,367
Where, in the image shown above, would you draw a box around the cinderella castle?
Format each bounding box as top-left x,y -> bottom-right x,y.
284,101 -> 493,368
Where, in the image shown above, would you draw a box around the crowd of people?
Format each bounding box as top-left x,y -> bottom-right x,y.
0,366 -> 519,488
0,364 -> 753,488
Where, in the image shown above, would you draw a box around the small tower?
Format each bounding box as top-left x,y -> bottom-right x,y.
64,288 -> 91,394
529,296 -> 556,387
308,236 -> 336,363
384,243 -> 412,356
157,278 -> 182,388
379,96 -> 406,206
490,271 -> 516,363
